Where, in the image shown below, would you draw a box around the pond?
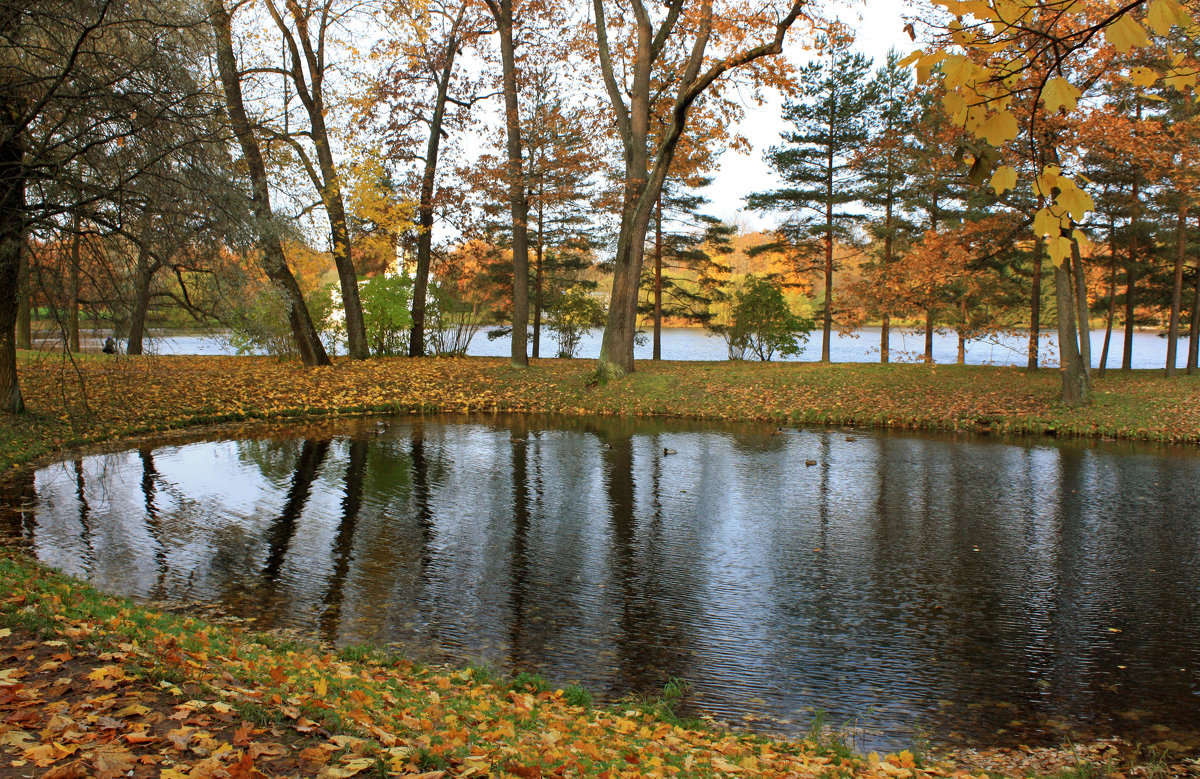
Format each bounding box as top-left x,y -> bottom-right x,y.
3,415 -> 1199,755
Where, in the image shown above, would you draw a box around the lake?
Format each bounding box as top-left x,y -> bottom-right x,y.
43,325 -> 1194,370
4,415 -> 1199,754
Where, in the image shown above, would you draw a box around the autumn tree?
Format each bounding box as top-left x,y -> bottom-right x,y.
748,31 -> 875,362
363,0 -> 490,356
855,50 -> 917,363
588,0 -> 809,377
2,0 -> 231,412
210,0 -> 329,366
639,186 -> 735,355
905,0 -> 1200,402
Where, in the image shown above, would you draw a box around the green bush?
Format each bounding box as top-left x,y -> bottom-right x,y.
547,285 -> 605,358
358,274 -> 412,356
708,274 -> 812,361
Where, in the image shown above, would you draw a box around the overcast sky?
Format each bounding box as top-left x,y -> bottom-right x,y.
705,0 -> 918,229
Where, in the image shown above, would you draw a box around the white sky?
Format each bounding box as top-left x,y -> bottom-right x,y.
704,0 -> 918,229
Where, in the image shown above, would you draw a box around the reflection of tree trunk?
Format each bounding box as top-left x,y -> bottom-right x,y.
507,423 -> 531,670
261,439 -> 329,585
138,447 -> 169,597
410,432 -> 435,573
1029,238 -> 1043,370
319,436 -> 368,643
602,434 -> 641,688
75,459 -> 93,572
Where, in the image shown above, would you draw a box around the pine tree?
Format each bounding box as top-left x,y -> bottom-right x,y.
639,181 -> 734,359
746,32 -> 876,362
857,50 -> 917,363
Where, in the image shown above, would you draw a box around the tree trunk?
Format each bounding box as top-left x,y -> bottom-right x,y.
1166,206 -> 1186,377
957,296 -> 966,364
653,193 -> 662,360
409,31 -> 459,358
1123,183 -> 1139,371
17,238 -> 30,350
210,0 -> 329,366
1098,227 -> 1117,376
592,0 -> 805,376
126,248 -> 162,356
924,307 -> 934,364
0,91 -> 27,413
881,192 -> 892,363
491,1 -> 529,368
1028,237 -> 1043,369
1054,262 -> 1089,406
1188,257 -> 1199,374
821,144 -> 833,363
1071,236 -> 1091,371
68,214 -> 81,353
533,194 -> 544,359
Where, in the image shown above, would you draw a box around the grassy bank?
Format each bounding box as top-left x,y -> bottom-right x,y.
4,351 -> 1199,475
3,352 -> 1199,778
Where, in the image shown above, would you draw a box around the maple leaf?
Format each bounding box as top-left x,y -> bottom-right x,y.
1041,78 -> 1082,113
1106,14 -> 1150,52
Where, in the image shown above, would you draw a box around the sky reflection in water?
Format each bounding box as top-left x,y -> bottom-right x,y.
7,415 -> 1200,754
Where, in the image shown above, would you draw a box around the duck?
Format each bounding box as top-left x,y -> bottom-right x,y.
663,448 -> 677,455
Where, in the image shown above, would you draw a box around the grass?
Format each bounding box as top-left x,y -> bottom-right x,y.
3,352 -> 1198,778
3,352 -> 1199,481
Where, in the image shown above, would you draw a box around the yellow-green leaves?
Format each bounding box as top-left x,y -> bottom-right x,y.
1042,78 -> 1082,113
1147,0 -> 1192,34
979,110 -> 1018,145
1106,14 -> 1150,52
1030,166 -> 1092,265
990,165 -> 1017,194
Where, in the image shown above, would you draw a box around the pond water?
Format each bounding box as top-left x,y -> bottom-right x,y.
3,415 -> 1200,754
44,325 -> 1193,369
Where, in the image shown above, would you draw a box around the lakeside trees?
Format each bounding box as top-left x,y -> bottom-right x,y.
7,0 -> 1200,416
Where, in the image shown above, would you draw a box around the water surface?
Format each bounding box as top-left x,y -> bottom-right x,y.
4,415 -> 1199,753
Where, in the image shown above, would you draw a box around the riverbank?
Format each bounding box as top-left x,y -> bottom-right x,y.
4,352 -> 1199,475
0,553 -> 1191,779
4,352 -> 1200,777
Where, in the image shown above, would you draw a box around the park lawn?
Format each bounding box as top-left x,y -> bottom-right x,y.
2,352 -> 1199,778
3,351 -> 1199,476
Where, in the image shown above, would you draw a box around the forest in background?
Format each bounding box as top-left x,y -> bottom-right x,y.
5,0 -> 1200,415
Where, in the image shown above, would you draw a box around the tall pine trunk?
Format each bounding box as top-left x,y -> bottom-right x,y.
1166,206 -> 1187,377
1071,237 -> 1091,371
1098,227 -> 1118,376
653,194 -> 662,361
0,88 -> 27,413
1028,238 -> 1044,369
